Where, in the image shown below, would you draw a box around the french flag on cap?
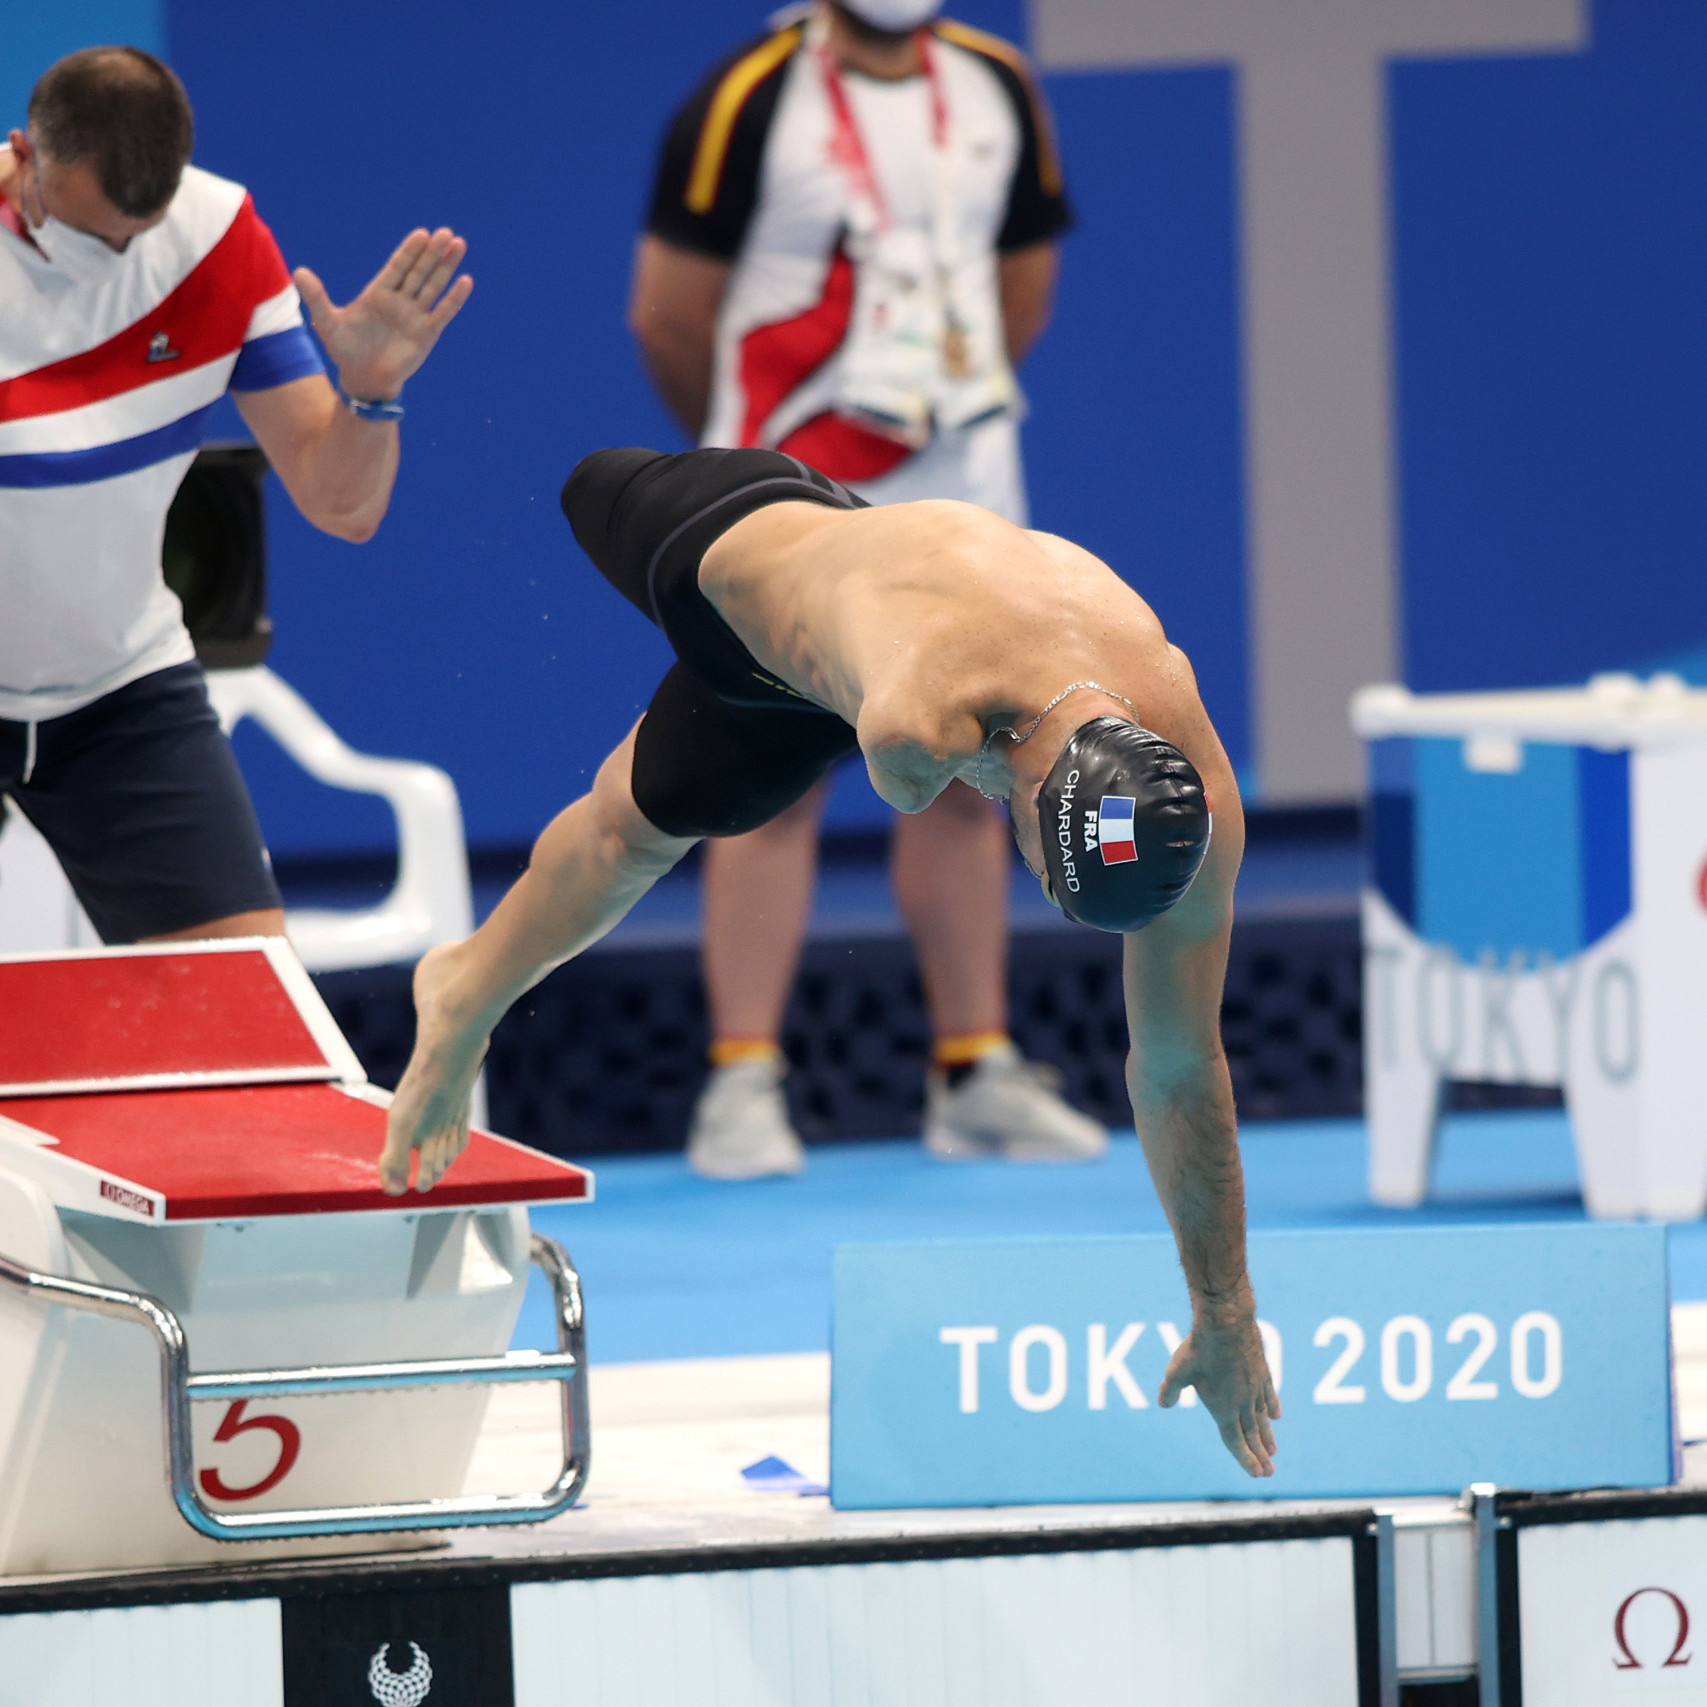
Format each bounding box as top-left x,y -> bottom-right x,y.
1097,795 -> 1138,864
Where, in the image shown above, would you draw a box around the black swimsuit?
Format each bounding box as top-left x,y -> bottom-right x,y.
561,447 -> 865,838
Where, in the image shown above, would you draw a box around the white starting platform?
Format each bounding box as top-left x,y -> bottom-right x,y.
0,941 -> 592,1578
1353,673 -> 1707,1220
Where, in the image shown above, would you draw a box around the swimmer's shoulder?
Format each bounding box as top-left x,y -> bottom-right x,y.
1025,528 -> 1165,621
1024,527 -> 1110,574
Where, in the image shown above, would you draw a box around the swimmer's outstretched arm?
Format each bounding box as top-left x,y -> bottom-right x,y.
1123,827 -> 1282,1478
379,727 -> 697,1193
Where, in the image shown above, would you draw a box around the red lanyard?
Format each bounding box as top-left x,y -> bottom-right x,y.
817,29 -> 949,233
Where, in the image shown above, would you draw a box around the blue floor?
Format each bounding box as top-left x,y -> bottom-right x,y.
516,1109 -> 1707,1363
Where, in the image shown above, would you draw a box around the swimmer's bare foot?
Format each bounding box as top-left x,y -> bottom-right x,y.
379,941 -> 490,1194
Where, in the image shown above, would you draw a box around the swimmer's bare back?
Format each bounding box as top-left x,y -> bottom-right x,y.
700,496 -> 1235,814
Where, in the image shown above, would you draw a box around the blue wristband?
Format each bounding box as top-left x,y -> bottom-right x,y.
339,387 -> 405,423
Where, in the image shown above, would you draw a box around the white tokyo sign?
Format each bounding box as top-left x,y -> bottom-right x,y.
938,1310 -> 1563,1414
1362,726 -> 1707,1223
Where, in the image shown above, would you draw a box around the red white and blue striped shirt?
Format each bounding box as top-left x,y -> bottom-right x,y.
0,163 -> 323,721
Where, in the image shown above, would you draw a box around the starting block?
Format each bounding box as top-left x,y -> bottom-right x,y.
0,940 -> 593,1577
1354,675 -> 1707,1219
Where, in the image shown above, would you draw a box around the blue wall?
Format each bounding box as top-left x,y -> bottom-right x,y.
6,1 -> 1705,851
1392,0 -> 1707,695
0,0 -> 163,127
156,0 -> 1253,852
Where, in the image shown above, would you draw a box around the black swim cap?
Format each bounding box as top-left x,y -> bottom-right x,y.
1036,718 -> 1211,932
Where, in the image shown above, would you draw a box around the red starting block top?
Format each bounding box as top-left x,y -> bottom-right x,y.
0,1082 -> 592,1222
0,941 -> 360,1096
0,942 -> 592,1221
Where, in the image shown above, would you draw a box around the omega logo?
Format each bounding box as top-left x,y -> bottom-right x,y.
1613,1586 -> 1692,1671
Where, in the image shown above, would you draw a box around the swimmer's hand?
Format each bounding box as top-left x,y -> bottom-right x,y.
1157,1313 -> 1281,1478
379,943 -> 488,1195
294,227 -> 474,404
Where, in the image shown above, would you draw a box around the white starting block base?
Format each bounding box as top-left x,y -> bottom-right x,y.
0,943 -> 591,1578
0,1191 -> 529,1575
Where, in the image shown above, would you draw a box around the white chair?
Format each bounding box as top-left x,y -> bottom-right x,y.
204,665 -> 474,971
0,666 -> 473,973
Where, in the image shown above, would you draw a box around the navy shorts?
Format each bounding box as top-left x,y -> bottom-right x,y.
0,662 -> 281,943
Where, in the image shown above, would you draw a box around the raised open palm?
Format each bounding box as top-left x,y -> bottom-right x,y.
293,227 -> 473,401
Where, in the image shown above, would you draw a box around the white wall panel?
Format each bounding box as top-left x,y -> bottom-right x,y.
1518,1515 -> 1707,1704
513,1537 -> 1361,1707
0,1598 -> 281,1707
1393,1521 -> 1476,1678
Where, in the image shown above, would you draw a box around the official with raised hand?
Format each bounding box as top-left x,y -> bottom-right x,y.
0,46 -> 470,947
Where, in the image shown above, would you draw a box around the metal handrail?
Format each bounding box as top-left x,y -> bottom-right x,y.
0,1231 -> 589,1541
187,1348 -> 578,1401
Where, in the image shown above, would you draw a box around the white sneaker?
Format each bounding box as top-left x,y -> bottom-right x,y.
924,1043 -> 1109,1163
687,1057 -> 807,1180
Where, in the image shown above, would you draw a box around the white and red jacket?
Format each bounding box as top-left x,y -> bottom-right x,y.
0,163 -> 323,722
646,15 -> 1070,516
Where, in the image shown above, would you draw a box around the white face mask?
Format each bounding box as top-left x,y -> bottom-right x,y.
27,212 -> 126,284
839,0 -> 941,32
18,156 -> 126,285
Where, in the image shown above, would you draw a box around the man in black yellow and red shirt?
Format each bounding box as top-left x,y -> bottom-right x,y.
630,0 -> 1102,1179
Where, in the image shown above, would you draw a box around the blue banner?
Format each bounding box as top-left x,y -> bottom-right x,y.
831,1223 -> 1673,1508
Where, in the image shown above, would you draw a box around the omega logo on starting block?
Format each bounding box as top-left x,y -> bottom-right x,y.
1612,1586 -> 1694,1676
830,1223 -> 1671,1508
98,1177 -> 156,1217
1512,1521 -> 1707,1701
